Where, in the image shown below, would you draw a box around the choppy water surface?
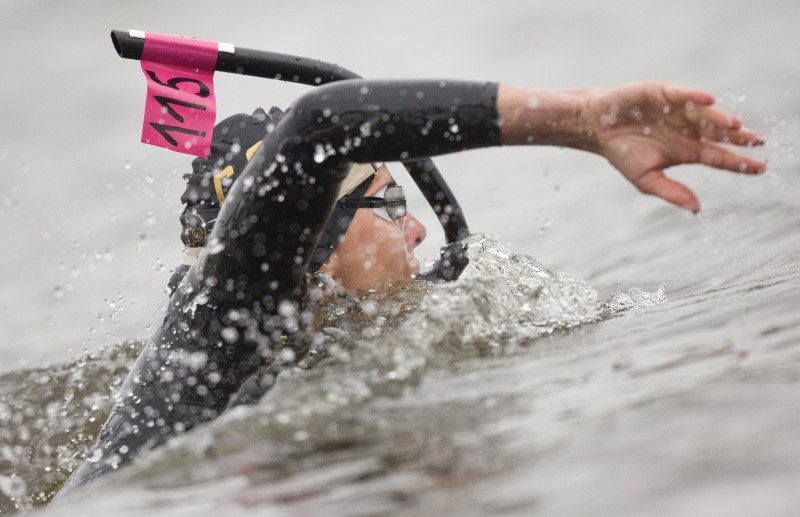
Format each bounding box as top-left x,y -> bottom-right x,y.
4,219 -> 800,516
1,0 -> 799,515
2,235 -> 668,513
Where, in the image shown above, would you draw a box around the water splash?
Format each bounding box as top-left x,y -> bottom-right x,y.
111,234 -> 664,486
0,342 -> 142,513
2,235 -> 664,513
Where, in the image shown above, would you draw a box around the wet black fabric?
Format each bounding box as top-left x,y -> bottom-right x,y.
177,105 -> 365,270
179,107 -> 282,247
59,80 -> 500,493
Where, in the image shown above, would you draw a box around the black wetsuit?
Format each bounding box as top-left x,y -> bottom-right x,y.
60,80 -> 500,491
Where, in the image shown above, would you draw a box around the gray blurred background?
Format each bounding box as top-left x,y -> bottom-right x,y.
0,0 -> 796,370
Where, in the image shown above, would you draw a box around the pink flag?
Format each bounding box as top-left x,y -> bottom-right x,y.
139,32 -> 218,157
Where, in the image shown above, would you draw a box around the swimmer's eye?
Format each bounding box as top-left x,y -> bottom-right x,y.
372,185 -> 407,222
339,185 -> 407,222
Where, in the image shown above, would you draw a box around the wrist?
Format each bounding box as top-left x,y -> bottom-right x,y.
497,85 -> 597,150
573,89 -> 600,152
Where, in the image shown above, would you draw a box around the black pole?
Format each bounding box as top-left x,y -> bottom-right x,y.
111,29 -> 470,243
110,30 -> 361,83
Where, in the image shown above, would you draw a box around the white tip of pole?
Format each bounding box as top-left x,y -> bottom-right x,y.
218,42 -> 236,54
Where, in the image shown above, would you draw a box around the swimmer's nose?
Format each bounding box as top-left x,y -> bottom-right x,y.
404,212 -> 426,249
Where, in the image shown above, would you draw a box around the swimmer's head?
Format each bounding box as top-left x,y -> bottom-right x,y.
318,164 -> 427,290
179,108 -> 426,291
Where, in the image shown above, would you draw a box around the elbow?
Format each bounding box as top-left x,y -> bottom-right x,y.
279,80 -> 370,160
287,80 -> 366,129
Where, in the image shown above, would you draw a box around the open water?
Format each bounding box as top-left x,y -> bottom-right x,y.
0,0 -> 798,515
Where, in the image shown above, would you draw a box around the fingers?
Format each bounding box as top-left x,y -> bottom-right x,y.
662,83 -> 715,106
685,104 -> 765,147
686,105 -> 739,130
697,142 -> 766,174
716,128 -> 765,146
635,169 -> 701,213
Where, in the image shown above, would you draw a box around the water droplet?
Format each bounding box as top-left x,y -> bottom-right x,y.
183,351 -> 208,371
313,145 -> 326,164
105,453 -> 122,469
53,285 -> 65,298
0,475 -> 26,498
221,327 -> 239,343
123,161 -> 132,171
279,300 -> 298,317
279,348 -> 296,363
85,447 -> 104,463
207,237 -> 225,254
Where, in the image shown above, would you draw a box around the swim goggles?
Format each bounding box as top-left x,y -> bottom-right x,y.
338,185 -> 406,222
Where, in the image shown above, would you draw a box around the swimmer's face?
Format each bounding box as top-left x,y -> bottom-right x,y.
318,165 -> 427,291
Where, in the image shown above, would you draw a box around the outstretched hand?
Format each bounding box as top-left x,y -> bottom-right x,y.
583,82 -> 765,213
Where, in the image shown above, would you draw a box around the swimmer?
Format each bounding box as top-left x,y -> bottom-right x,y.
58,79 -> 764,494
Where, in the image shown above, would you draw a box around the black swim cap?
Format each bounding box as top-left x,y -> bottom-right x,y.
179,107 -> 279,246
179,107 -> 374,271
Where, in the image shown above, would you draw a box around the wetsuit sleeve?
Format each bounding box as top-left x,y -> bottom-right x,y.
59,80 -> 499,493
291,80 -> 500,162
